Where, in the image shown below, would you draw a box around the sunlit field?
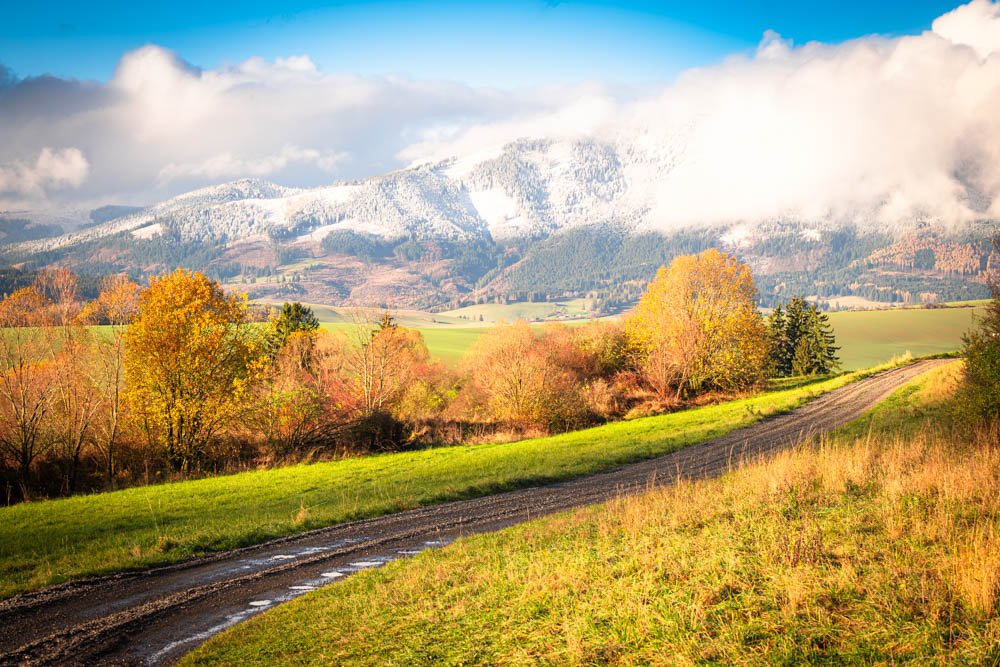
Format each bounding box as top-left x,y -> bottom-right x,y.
826,305 -> 986,370
0,362 -> 899,599
317,302 -> 986,367
187,361 -> 1000,666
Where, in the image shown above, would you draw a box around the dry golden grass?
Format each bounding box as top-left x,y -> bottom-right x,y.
188,361 -> 1000,665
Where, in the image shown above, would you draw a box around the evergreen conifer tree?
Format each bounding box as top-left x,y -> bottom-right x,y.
769,296 -> 839,376
271,302 -> 320,351
791,336 -> 817,376
768,304 -> 789,375
805,305 -> 840,374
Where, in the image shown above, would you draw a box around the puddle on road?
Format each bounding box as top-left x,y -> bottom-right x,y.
145,535 -> 455,665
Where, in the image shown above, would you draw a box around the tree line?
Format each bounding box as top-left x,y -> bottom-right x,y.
1,250 -> 840,504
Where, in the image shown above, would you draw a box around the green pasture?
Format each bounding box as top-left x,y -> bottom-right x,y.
440,299 -> 592,324
2,300 -> 985,369
319,303 -> 985,368
0,363 -> 900,600
826,305 -> 985,370
187,363 -> 996,666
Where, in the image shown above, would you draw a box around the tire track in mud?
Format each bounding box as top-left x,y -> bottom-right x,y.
0,359 -> 949,666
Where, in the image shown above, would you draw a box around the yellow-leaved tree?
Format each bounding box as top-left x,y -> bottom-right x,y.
625,248 -> 772,399
124,269 -> 267,471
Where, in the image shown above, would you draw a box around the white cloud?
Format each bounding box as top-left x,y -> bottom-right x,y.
157,144 -> 345,184
0,147 -> 89,199
932,0 -> 1000,59
2,1 -> 1000,231
0,44 -> 542,207
403,0 -> 1000,229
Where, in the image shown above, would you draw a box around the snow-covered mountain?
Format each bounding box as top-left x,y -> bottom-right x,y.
14,127 -> 989,257
3,134 -> 995,311
10,135 -> 688,252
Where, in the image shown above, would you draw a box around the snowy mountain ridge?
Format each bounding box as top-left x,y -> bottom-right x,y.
8,134 -> 794,253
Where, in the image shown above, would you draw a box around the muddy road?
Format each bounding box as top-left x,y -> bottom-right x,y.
0,359 -> 949,666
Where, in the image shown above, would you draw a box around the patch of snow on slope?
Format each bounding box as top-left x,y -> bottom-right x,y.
310,184 -> 362,206
720,224 -> 754,248
438,146 -> 506,180
297,223 -> 339,243
468,188 -> 519,231
131,223 -> 163,239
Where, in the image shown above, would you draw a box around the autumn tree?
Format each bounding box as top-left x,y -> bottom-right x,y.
625,249 -> 772,399
87,274 -> 140,485
344,307 -> 428,416
0,287 -> 57,498
463,320 -> 587,430
253,331 -> 357,456
124,269 -> 267,471
34,269 -> 105,494
568,321 -> 631,378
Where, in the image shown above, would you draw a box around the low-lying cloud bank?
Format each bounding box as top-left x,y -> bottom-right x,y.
2,0 -> 1000,230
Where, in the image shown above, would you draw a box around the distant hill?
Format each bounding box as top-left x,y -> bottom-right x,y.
2,136 -> 996,310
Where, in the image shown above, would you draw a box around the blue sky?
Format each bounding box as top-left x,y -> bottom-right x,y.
1,0 -> 964,87
3,0 -> 999,222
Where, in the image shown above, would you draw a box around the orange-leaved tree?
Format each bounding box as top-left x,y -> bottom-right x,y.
0,286 -> 57,498
36,268 -> 104,494
87,274 -> 141,486
463,320 -> 588,430
625,249 -> 772,399
344,307 -> 429,417
124,269 -> 267,471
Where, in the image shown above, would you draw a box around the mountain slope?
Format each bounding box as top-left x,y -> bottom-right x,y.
2,137 -> 996,310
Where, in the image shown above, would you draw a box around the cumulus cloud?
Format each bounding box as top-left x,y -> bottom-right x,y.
0,147 -> 89,199
0,44 -> 551,209
157,144 -> 345,184
932,0 -> 1000,59
404,0 -> 1000,229
3,0 -> 1000,230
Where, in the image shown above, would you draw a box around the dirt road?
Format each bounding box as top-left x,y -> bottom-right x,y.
0,359 -> 949,666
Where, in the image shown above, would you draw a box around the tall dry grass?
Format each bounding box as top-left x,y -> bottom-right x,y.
186,361 -> 1000,665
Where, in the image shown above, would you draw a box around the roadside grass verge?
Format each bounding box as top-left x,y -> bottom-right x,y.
186,361 -> 1000,665
0,359 -> 908,599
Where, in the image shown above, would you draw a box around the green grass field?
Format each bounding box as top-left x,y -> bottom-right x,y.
0,365 -> 900,600
257,298 -> 986,366
186,361 -> 1000,665
826,306 -> 984,370
440,299 -> 592,324
346,304 -> 983,367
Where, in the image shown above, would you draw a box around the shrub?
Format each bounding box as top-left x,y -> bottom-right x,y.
462,320 -> 590,432
957,245 -> 1000,422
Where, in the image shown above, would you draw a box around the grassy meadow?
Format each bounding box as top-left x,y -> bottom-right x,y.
186,361 -> 1000,666
826,305 -> 986,370
0,364 -> 898,599
439,298 -> 593,324
356,303 -> 984,367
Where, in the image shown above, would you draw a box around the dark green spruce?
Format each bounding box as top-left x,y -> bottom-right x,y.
769,296 -> 840,377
